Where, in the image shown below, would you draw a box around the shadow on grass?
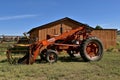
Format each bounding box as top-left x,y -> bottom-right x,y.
35,56 -> 84,64
0,59 -> 7,63
58,56 -> 84,62
0,56 -> 84,64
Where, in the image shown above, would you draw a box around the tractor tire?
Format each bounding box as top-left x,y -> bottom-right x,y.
46,50 -> 58,63
80,37 -> 103,62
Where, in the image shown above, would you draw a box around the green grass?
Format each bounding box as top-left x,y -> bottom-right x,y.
0,52 -> 120,80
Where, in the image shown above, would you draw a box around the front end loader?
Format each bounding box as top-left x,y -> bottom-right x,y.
6,26 -> 103,64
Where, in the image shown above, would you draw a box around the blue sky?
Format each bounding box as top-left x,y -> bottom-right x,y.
0,0 -> 120,35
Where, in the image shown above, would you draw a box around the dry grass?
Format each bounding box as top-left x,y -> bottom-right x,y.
0,52 -> 120,80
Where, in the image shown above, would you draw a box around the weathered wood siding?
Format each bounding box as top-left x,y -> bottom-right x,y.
91,29 -> 117,50
36,22 -> 81,41
30,25 -> 68,41
29,29 -> 39,42
29,19 -> 87,41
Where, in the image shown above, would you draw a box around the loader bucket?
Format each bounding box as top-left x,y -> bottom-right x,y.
6,50 -> 34,64
18,52 -> 34,64
17,43 -> 43,64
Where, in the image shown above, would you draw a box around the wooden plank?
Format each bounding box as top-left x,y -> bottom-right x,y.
91,29 -> 117,49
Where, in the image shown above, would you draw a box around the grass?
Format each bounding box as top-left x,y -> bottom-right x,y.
0,52 -> 120,80
117,36 -> 120,50
0,37 -> 120,80
0,42 -> 16,55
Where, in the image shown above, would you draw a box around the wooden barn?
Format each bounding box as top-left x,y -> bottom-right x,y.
28,17 -> 117,50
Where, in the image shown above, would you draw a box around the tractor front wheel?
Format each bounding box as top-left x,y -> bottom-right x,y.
40,49 -> 47,61
80,37 -> 103,62
46,50 -> 58,63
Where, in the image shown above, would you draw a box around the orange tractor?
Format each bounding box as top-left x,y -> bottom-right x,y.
7,26 -> 103,64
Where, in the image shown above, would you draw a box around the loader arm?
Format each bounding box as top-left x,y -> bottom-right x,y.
32,26 -> 86,60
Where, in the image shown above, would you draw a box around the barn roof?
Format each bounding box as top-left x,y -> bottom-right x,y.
28,17 -> 94,33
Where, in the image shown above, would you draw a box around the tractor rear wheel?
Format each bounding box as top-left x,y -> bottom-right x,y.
80,37 -> 103,62
46,50 -> 58,63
